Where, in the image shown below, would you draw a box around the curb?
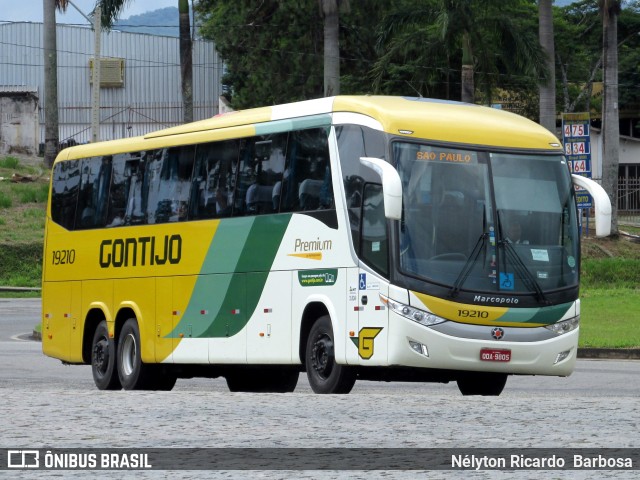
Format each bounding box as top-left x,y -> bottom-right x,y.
577,348 -> 640,360
0,286 -> 41,292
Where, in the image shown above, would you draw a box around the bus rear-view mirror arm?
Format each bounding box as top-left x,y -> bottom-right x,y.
360,157 -> 403,220
571,174 -> 612,237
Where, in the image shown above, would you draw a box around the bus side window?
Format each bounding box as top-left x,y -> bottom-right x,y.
337,125 -> 386,255
51,160 -> 81,230
360,183 -> 389,277
190,140 -> 238,219
280,128 -> 332,213
75,156 -> 111,229
148,146 -> 195,223
235,134 -> 287,216
106,154 -> 129,227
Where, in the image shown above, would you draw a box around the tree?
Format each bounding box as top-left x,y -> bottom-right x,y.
600,0 -> 621,235
179,0 -> 193,123
97,0 -> 193,123
373,0 -> 548,104
539,0 -> 557,132
319,0 -> 347,97
43,0 -> 68,168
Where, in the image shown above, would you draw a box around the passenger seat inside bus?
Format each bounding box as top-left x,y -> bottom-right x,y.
299,179 -> 323,210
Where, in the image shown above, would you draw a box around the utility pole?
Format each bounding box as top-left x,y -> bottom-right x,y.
91,6 -> 101,142
43,0 -> 59,168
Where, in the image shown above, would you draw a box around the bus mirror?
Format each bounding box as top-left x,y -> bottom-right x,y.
360,157 -> 403,220
571,174 -> 612,237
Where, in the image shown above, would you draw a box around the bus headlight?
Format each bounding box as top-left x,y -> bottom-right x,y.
380,294 -> 446,327
544,315 -> 580,335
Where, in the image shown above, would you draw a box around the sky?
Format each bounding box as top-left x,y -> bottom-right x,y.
0,0 -> 177,25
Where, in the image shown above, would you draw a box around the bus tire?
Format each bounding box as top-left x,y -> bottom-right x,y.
457,372 -> 508,396
305,315 -> 356,394
91,320 -> 121,390
117,318 -> 154,390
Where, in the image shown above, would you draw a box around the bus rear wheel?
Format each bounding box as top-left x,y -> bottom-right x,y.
91,320 -> 121,390
305,315 -> 356,394
117,318 -> 176,390
457,372 -> 508,396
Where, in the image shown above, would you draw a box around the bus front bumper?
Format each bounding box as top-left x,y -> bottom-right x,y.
386,314 -> 579,377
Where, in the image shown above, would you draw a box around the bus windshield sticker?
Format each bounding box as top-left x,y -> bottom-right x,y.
531,249 -> 550,262
499,272 -> 514,291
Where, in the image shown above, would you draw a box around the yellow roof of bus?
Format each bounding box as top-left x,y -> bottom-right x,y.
57,96 -> 562,162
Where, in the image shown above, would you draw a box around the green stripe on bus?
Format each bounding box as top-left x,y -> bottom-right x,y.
497,302 -> 573,325
254,115 -> 332,136
169,215 -> 292,339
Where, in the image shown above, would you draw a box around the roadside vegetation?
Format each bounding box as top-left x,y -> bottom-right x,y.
1,156 -> 638,347
0,156 -> 48,296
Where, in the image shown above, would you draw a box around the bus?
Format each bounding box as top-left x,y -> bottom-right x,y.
42,96 -> 611,395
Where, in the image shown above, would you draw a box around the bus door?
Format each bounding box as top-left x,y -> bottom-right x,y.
349,270 -> 389,366
346,183 -> 390,366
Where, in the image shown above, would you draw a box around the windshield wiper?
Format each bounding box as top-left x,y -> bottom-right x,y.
448,232 -> 488,298
500,239 -> 549,305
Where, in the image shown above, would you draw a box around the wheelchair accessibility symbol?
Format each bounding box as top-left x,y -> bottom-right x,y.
500,272 -> 514,291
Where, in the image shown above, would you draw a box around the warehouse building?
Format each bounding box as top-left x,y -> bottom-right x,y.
0,21 -> 223,154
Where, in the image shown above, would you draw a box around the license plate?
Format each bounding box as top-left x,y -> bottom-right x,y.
480,348 -> 511,362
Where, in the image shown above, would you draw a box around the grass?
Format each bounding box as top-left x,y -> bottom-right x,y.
0,156 -> 48,245
1,154 -> 638,349
579,288 -> 640,348
0,156 -> 20,169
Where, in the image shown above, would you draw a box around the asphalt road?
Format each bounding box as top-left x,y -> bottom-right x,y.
1,298 -> 639,479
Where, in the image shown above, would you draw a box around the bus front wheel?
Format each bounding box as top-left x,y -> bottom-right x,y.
91,320 -> 121,390
457,372 -> 507,396
305,315 -> 356,394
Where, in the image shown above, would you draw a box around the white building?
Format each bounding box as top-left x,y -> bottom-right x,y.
0,22 -> 223,152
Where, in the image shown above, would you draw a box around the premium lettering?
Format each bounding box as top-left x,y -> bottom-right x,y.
99,234 -> 182,268
294,238 -> 332,252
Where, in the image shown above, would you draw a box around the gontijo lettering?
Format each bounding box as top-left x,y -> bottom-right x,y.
99,234 -> 182,268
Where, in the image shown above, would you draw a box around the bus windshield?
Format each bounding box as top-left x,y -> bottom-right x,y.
395,142 -> 579,298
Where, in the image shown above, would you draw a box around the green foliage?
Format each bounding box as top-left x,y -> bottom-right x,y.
196,0 -> 394,108
373,0 -> 547,106
194,0 -> 640,119
197,0 -> 323,108
0,191 -> 12,208
0,156 -> 20,169
0,243 -> 42,287
579,288 -> 640,348
581,258 -> 640,288
554,1 -> 640,116
11,184 -> 50,204
0,156 -> 48,244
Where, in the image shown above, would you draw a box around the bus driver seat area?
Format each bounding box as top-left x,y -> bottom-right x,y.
432,190 -> 470,258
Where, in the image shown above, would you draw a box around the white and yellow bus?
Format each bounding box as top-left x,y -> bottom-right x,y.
42,96 -> 611,395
